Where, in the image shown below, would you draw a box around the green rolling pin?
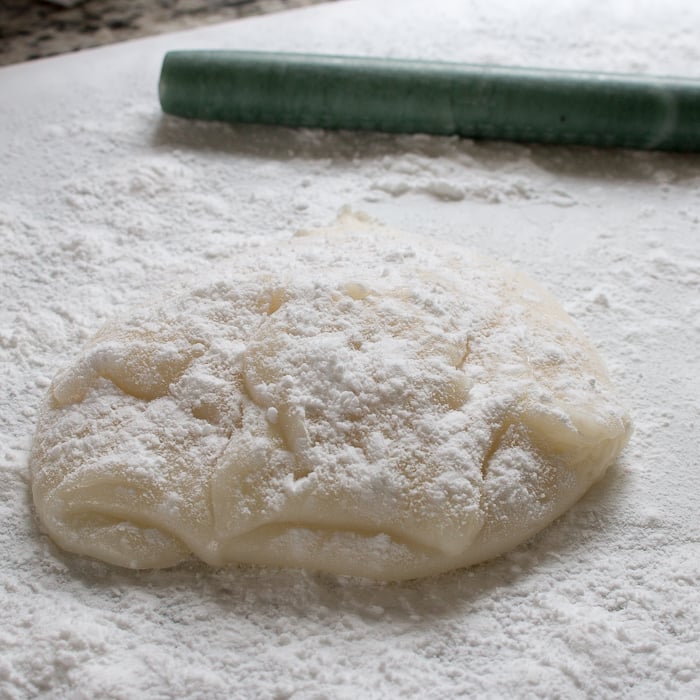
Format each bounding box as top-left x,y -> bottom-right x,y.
158,50 -> 700,152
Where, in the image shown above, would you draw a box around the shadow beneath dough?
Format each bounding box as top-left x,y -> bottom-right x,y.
41,457 -> 630,628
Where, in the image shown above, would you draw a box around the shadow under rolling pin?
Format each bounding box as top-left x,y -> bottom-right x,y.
159,50 -> 700,152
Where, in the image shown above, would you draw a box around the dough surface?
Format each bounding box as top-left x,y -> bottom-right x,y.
30,213 -> 631,580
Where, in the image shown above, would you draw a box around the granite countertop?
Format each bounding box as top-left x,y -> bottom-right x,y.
0,0 -> 334,66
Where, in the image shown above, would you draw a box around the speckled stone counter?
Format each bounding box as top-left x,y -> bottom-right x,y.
0,0 -> 334,66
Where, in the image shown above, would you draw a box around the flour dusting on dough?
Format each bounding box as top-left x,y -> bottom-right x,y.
29,213 -> 631,580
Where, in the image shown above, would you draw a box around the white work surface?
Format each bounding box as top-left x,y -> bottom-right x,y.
1,0 -> 699,697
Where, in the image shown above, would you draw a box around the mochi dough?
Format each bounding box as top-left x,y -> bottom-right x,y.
30,213 -> 631,580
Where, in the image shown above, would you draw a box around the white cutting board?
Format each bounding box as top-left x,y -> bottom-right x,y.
1,1 -> 699,698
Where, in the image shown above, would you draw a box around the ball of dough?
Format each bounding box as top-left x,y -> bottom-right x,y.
30,213 -> 631,580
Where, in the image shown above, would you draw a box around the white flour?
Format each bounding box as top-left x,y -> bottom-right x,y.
1,0 -> 700,697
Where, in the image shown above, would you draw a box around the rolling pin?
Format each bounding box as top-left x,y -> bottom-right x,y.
159,50 -> 700,152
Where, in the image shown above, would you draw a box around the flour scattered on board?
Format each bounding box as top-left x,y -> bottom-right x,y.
2,0 -> 700,697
